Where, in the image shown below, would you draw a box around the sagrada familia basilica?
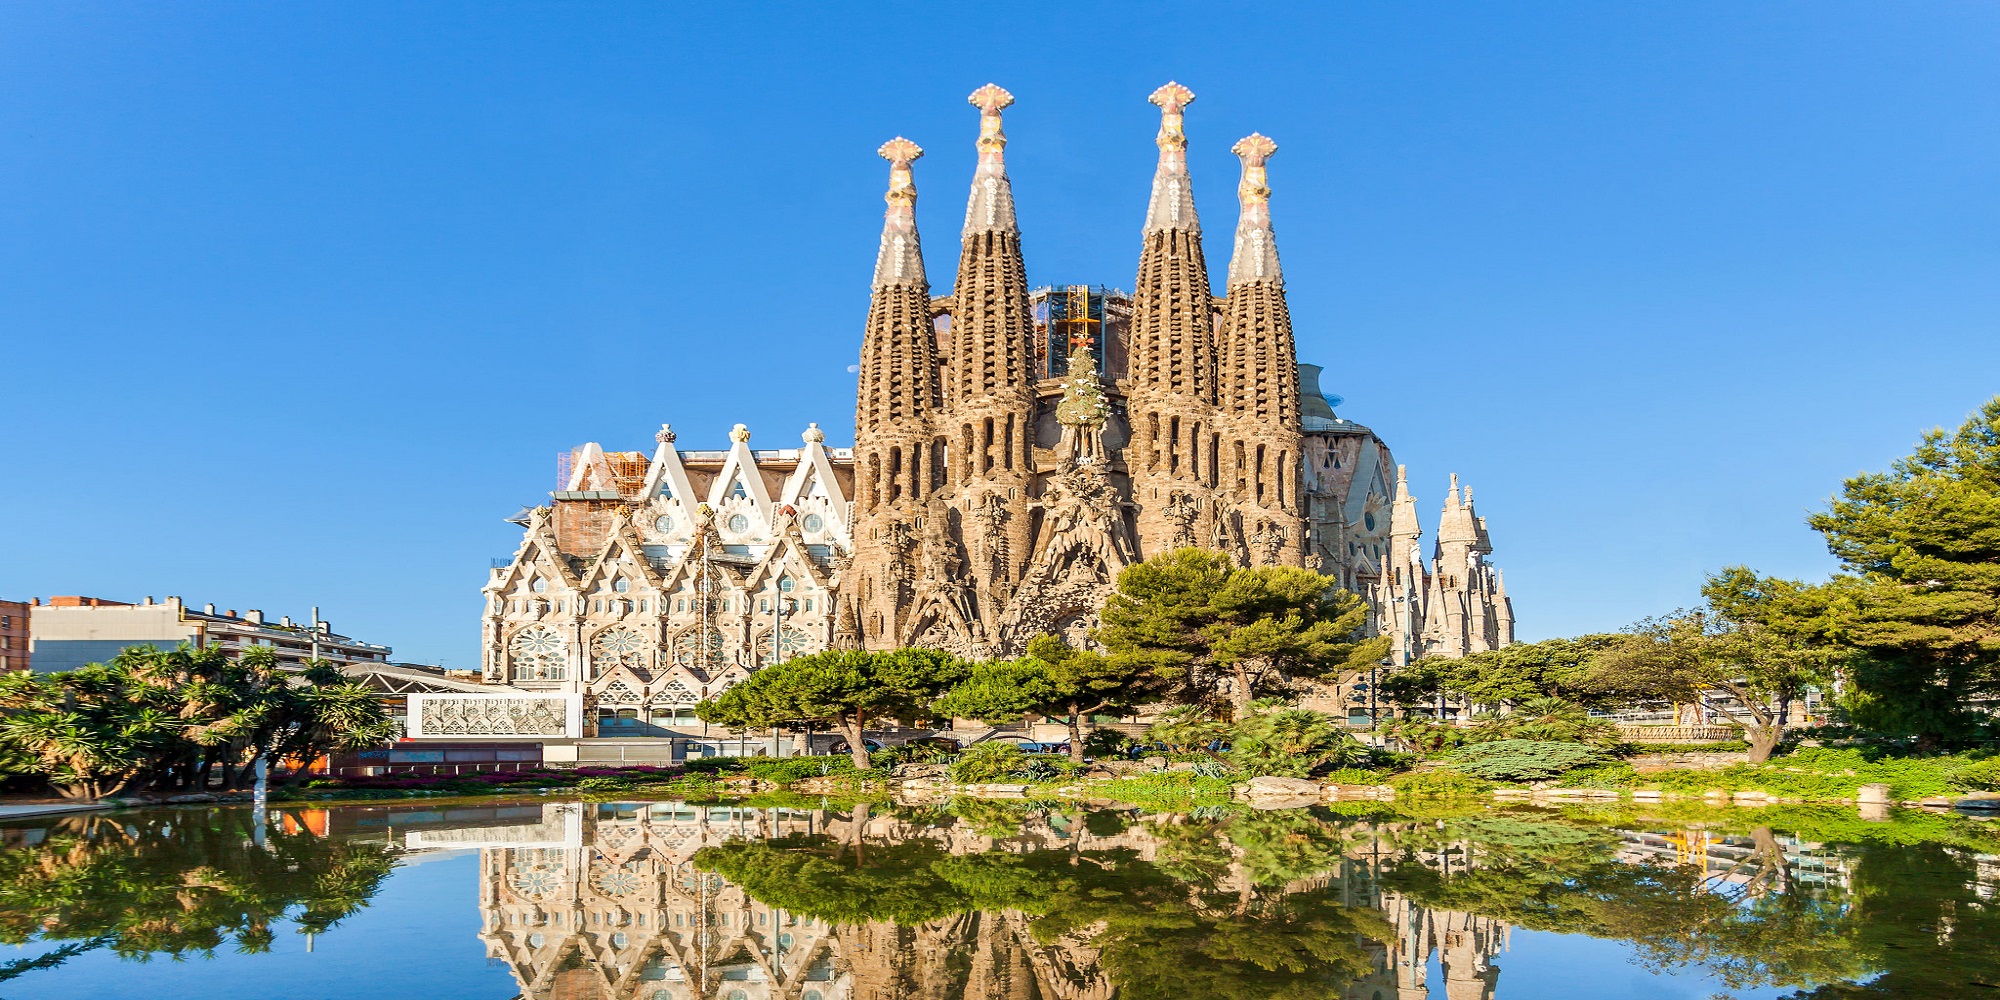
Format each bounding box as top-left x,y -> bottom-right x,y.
480,83 -> 1514,724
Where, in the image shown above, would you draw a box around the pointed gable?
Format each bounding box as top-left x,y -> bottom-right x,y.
707,424 -> 775,519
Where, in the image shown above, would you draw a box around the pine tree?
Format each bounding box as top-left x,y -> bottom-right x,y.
1808,397 -> 2000,746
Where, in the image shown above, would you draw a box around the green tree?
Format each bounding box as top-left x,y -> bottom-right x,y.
697,649 -> 967,770
1376,658 -> 1444,714
1425,634 -> 1626,708
934,634 -> 1159,763
1227,704 -> 1372,778
1144,705 -> 1231,749
0,644 -> 393,797
0,663 -> 180,798
1592,571 -> 1839,763
1096,548 -> 1387,715
1463,696 -> 1622,749
1807,398 -> 2000,746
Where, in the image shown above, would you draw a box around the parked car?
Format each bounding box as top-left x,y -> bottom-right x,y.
900,736 -> 968,756
827,738 -> 885,754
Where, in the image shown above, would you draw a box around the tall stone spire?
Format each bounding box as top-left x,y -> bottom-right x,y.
938,82 -> 1037,632
1128,81 -> 1215,401
856,137 -> 941,449
1216,133 -> 1303,561
946,83 -> 1036,412
1127,82 -> 1223,560
1388,464 -> 1423,573
850,137 -> 943,649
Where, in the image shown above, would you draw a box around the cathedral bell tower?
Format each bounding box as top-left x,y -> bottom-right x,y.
1217,132 -> 1306,566
1126,82 -> 1228,561
848,137 -> 941,648
928,84 -> 1038,642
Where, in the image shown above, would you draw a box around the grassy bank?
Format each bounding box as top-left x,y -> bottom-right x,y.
257,743 -> 1998,811
273,765 -> 722,802
1552,747 -> 2000,801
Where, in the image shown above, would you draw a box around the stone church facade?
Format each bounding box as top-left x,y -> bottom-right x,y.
479,83 -> 1513,725
839,82 -> 1513,663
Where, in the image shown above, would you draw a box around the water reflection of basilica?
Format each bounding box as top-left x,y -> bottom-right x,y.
413,802 -> 1514,1000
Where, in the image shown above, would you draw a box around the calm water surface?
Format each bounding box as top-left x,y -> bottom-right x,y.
1,797 -> 1995,999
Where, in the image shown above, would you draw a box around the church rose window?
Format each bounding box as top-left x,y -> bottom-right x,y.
655,515 -> 673,532
591,628 -> 647,673
778,576 -> 795,592
612,578 -> 631,593
507,858 -> 567,900
531,578 -> 547,593
727,514 -> 750,533
508,625 -> 567,681
801,513 -> 823,532
673,628 -> 726,669
755,625 -> 813,665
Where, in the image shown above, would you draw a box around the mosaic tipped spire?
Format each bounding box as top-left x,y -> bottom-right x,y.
872,137 -> 927,289
1144,82 -> 1199,234
962,83 -> 1018,235
1227,133 -> 1282,285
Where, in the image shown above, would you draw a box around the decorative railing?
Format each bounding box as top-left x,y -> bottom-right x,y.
1617,725 -> 1742,743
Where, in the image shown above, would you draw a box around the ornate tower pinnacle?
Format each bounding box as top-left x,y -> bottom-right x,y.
1390,465 -> 1422,541
963,83 -> 1018,235
1227,133 -> 1282,285
1439,473 -> 1479,545
1144,82 -> 1199,234
873,137 -> 926,288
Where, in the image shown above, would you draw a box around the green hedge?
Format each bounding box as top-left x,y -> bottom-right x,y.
1446,740 -> 1603,782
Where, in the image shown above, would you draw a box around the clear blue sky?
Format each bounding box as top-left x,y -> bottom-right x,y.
3,3 -> 1996,669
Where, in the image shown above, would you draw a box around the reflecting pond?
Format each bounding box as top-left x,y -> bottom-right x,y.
1,797 -> 1996,999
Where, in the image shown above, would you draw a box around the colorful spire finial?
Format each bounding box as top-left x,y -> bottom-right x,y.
1144,82 -> 1199,234
963,84 -> 1018,235
1149,82 -> 1195,151
872,137 -> 927,288
878,137 -> 923,196
1227,132 -> 1281,285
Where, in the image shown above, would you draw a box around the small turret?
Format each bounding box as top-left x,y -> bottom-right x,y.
1437,473 -> 1480,545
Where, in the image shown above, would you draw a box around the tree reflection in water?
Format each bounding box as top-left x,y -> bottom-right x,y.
0,809 -> 395,983
463,799 -> 2000,1000
2,798 -> 1996,998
